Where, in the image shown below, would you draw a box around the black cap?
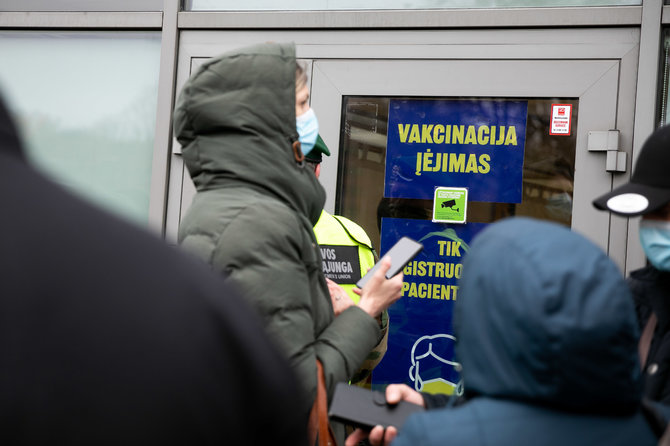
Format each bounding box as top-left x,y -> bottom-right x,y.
592,125 -> 670,216
304,135 -> 331,163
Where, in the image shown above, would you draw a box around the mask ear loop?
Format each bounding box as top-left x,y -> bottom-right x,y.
292,140 -> 305,165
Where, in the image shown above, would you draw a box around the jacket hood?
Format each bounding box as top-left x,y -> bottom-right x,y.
173,42 -> 325,225
454,217 -> 641,414
0,93 -> 24,160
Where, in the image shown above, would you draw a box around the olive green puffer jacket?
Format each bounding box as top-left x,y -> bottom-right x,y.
174,42 -> 380,420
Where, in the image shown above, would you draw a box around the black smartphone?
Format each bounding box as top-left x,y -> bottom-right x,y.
328,382 -> 424,430
355,236 -> 423,289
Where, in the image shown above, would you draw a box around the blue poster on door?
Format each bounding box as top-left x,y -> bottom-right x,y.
372,218 -> 488,395
384,99 -> 528,203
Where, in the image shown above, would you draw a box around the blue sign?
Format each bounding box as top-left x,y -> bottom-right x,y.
385,99 -> 528,203
372,218 -> 488,396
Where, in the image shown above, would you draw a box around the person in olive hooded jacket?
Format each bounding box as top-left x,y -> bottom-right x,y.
173,42 -> 403,439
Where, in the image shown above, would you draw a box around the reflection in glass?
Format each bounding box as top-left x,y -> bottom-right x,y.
0,32 -> 161,226
338,97 -> 577,250
186,0 -> 639,10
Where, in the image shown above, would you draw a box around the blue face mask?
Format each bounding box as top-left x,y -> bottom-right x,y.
296,108 -> 319,156
639,220 -> 670,271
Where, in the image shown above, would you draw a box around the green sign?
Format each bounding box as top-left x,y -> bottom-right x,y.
433,187 -> 468,224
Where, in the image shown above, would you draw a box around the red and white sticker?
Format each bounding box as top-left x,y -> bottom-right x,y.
550,103 -> 572,136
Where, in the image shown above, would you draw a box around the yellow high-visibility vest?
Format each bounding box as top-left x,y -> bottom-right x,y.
313,210 -> 376,303
314,209 -> 387,388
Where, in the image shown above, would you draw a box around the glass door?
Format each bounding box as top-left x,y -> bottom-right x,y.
308,43 -> 637,392
332,93 -> 581,394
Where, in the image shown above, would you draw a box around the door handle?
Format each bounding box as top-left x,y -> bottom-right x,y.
587,130 -> 626,173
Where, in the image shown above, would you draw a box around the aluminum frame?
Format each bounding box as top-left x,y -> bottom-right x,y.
177,6 -> 642,29
662,4 -> 670,22
0,12 -> 162,28
0,0 -> 163,12
148,0 -> 180,234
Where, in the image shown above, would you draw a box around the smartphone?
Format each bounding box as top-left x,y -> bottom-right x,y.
355,236 -> 423,289
328,382 -> 424,430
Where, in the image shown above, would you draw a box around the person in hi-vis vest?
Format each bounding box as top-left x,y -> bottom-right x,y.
306,135 -> 389,388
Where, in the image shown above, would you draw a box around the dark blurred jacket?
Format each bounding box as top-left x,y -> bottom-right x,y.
174,41 -> 380,425
0,94 -> 307,446
629,265 -> 670,404
394,218 -> 659,446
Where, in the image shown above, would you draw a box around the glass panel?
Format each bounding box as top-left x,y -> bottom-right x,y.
0,0 -> 163,11
339,96 -> 578,392
660,29 -> 670,126
0,32 -> 161,225
338,96 -> 577,252
186,0 -> 639,11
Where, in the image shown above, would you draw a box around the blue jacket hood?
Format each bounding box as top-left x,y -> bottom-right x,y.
454,217 -> 641,414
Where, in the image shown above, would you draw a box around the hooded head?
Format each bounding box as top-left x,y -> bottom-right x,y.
454,217 -> 641,414
173,42 -> 325,225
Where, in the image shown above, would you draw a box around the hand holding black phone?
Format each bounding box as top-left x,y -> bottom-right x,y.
356,237 -> 423,289
328,383 -> 424,430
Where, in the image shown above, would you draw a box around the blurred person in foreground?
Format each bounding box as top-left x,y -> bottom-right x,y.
174,42 -> 403,443
348,217 -> 666,446
0,92 -> 307,445
593,125 -> 670,404
306,135 -> 389,389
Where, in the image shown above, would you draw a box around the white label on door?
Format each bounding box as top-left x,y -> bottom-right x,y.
550,104 -> 572,136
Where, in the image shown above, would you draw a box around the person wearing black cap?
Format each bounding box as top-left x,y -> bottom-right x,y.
174,43 -> 404,445
593,124 -> 670,404
306,135 -> 389,389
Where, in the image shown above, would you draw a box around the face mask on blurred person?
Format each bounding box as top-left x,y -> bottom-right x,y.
639,220 -> 670,271
296,108 -> 319,156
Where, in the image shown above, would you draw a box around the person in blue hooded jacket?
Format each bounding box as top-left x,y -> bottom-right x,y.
348,217 -> 666,446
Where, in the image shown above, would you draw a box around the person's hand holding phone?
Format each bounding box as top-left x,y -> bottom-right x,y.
355,256 -> 403,318
343,384 -> 425,446
356,237 -> 422,289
